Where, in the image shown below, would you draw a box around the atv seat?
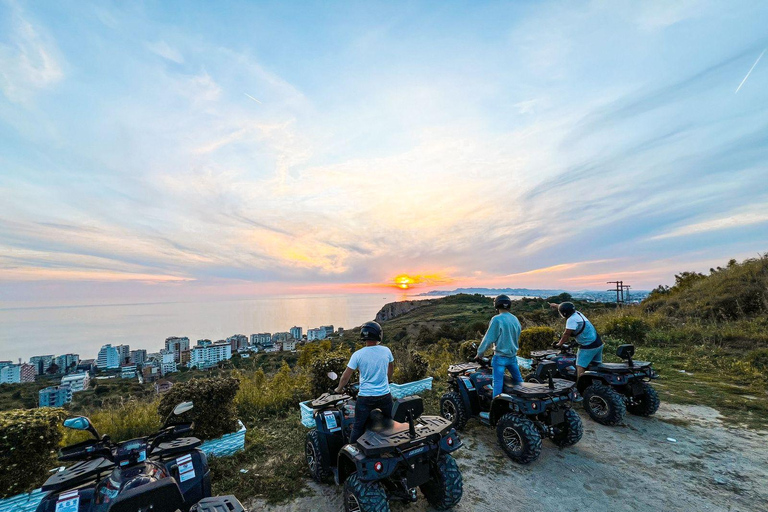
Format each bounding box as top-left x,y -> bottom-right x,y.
505,379 -> 574,398
365,410 -> 410,436
589,361 -> 651,372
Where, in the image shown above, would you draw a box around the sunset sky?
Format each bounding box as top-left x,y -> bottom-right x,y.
1,0 -> 767,305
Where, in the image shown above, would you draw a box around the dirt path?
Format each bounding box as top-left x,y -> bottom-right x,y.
248,404 -> 768,512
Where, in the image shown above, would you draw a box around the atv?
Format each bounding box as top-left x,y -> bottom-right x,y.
527,342 -> 660,425
305,376 -> 463,512
440,354 -> 582,464
35,401 -> 220,512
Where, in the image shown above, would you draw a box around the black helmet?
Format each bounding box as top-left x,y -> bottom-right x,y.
494,294 -> 512,310
360,321 -> 382,342
558,302 -> 576,318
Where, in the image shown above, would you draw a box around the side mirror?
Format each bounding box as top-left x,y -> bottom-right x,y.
173,401 -> 193,416
63,416 -> 99,439
327,371 -> 338,381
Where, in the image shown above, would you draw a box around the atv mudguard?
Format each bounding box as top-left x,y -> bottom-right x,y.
335,444 -> 396,484
576,372 -> 611,393
314,408 -> 346,475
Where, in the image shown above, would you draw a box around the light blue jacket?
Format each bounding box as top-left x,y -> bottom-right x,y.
476,312 -> 521,358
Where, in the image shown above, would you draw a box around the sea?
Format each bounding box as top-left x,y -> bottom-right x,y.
0,293 -> 439,363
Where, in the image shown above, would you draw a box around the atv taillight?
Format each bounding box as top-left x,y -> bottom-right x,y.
531,403 -> 537,409
374,462 -> 383,473
447,437 -> 454,446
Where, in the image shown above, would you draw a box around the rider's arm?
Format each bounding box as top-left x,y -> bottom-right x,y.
388,361 -> 394,380
548,302 -> 560,310
476,317 -> 499,357
556,329 -> 575,347
335,366 -> 354,393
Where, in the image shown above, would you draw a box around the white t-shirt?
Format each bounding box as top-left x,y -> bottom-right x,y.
566,311 -> 598,346
347,345 -> 394,397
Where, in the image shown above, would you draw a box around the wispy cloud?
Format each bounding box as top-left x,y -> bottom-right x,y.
735,49 -> 765,93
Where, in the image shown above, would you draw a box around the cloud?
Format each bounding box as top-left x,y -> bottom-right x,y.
146,40 -> 184,64
650,206 -> 768,240
0,2 -> 63,103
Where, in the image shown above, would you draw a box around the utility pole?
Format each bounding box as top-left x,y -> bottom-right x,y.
607,280 -> 623,308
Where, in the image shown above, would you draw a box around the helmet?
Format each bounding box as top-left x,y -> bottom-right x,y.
360,321 -> 382,342
494,294 -> 512,310
558,302 -> 576,318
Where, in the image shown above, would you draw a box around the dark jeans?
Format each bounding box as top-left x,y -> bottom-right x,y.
350,393 -> 393,443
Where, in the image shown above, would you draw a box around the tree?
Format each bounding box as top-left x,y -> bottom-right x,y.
46,362 -> 60,375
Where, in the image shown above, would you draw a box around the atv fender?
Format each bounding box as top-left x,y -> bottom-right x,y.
439,428 -> 462,453
456,377 -> 478,415
336,444 -> 397,484
576,373 -> 609,393
489,394 -> 518,426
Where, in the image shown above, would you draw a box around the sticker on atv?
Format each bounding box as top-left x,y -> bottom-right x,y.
176,453 -> 196,483
324,411 -> 341,432
459,376 -> 474,390
55,490 -> 79,512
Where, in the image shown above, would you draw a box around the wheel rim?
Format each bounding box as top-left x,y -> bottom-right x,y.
346,492 -> 361,512
442,400 -> 456,423
306,440 -> 317,473
588,395 -> 610,418
502,426 -> 523,453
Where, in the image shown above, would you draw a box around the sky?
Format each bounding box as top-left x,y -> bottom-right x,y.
1,0 -> 767,305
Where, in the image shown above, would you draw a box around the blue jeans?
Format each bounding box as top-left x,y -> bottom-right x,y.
492,355 -> 523,397
350,393 -> 393,443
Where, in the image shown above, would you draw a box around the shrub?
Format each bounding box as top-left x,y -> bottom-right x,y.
393,351 -> 429,383
235,363 -> 311,420
747,349 -> 768,375
62,398 -> 162,446
601,316 -> 650,345
518,327 -> 556,358
158,377 -> 240,440
0,407 -> 66,497
459,340 -> 479,361
310,354 -> 349,397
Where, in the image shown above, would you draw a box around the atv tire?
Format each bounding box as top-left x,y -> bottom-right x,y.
496,413 -> 542,464
343,472 -> 389,512
627,382 -> 660,416
305,429 -> 329,483
440,392 -> 468,430
524,375 -> 541,383
551,408 -> 583,447
420,454 -> 463,510
583,381 -> 626,426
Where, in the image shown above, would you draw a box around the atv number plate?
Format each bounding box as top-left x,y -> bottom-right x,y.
460,376 -> 474,391
324,411 -> 341,432
55,490 -> 79,512
406,459 -> 431,488
629,380 -> 645,396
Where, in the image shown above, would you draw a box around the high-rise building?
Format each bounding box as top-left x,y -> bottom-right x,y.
29,355 -> 55,375
190,342 -> 232,369
197,339 -> 212,348
290,326 -> 303,340
0,364 -> 36,384
130,349 -> 147,365
60,372 -> 90,392
272,332 -> 289,343
160,350 -> 177,375
55,354 -> 80,374
307,328 -> 326,341
97,345 -> 120,370
226,334 -> 248,352
252,333 -> 272,346
115,345 -> 131,365
164,337 -> 190,363
39,385 -> 72,407
321,325 -> 335,337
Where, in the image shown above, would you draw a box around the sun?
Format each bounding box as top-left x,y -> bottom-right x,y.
394,274 -> 415,289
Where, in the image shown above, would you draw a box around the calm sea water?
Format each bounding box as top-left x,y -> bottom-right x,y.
0,294 -> 433,362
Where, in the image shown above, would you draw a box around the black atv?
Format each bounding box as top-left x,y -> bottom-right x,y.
305,378 -> 463,512
440,354 -> 582,464
528,342 -> 660,425
36,401 -> 220,512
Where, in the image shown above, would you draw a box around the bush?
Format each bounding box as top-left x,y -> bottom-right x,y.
310,354 -> 349,397
601,316 -> 650,345
0,407 -> 66,497
747,349 -> 768,375
393,351 -> 429,383
235,363 -> 311,419
518,327 -> 556,358
62,398 -> 161,447
459,340 -> 479,361
158,377 -> 240,440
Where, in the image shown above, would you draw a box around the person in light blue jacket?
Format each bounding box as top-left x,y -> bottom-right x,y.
476,295 -> 523,397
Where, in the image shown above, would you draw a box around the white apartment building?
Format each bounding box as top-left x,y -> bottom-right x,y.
190,342 -> 232,369
130,349 -> 147,365
289,326 -> 302,340
283,340 -> 298,352
97,345 -> 120,370
164,337 -> 190,363
160,350 -> 177,375
253,333 -> 272,345
115,345 -> 130,365
61,372 -> 90,392
121,364 -> 138,379
0,364 -> 36,384
307,328 -> 326,341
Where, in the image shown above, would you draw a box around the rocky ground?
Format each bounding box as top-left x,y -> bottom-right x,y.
248,403 -> 768,512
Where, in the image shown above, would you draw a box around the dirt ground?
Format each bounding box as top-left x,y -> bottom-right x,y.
247,403 -> 768,512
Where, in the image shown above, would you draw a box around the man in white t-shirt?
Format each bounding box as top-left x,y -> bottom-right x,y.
334,321 -> 394,443
549,301 -> 604,378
